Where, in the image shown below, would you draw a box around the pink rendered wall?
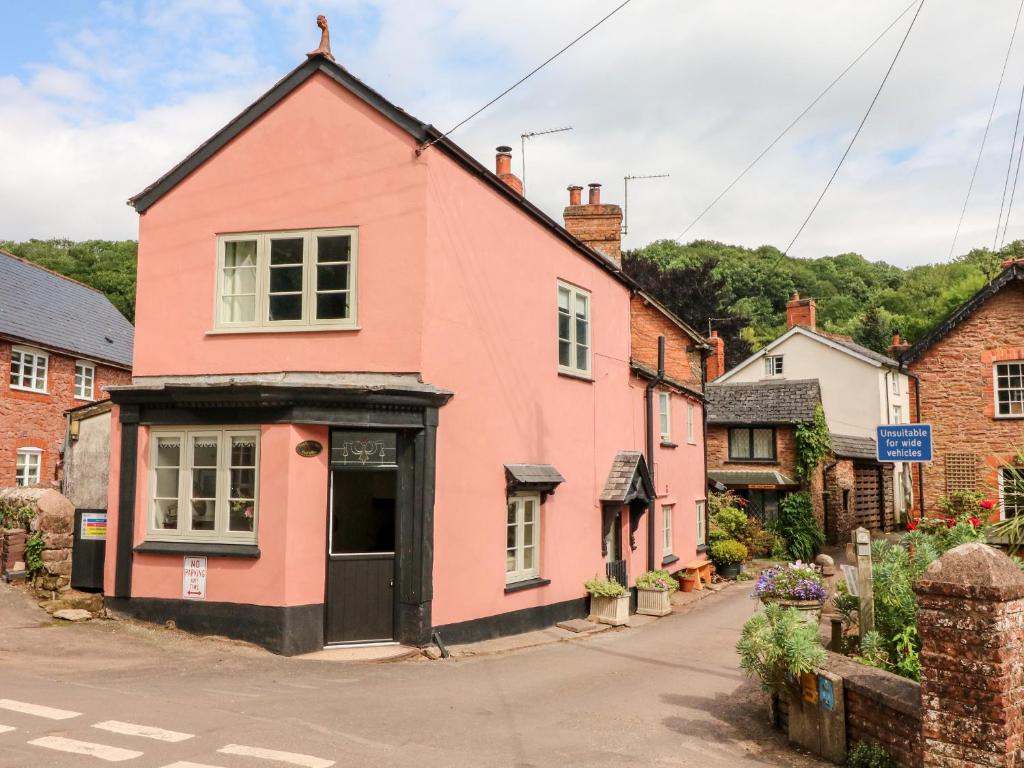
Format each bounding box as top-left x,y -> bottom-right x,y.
419,149 -> 707,626
105,421 -> 329,607
132,73 -> 427,377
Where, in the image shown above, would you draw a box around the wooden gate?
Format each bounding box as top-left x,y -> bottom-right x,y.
853,463 -> 883,531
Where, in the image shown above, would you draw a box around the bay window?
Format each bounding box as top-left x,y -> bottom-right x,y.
148,428 -> 259,543
216,228 -> 357,331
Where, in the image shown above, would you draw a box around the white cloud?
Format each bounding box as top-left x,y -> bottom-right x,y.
3,0 -> 1024,266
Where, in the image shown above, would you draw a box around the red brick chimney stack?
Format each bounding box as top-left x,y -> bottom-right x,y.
495,146 -> 523,195
706,330 -> 726,382
563,181 -> 623,266
888,333 -> 911,359
786,291 -> 817,331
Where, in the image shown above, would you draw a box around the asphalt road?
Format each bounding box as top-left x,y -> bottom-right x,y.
0,582 -> 823,768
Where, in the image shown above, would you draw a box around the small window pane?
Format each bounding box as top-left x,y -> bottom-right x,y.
270,238 -> 303,265
576,344 -> 589,372
317,235 -> 351,263
192,468 -> 217,498
191,499 -> 216,531
558,287 -> 571,311
730,429 -> 751,459
156,438 -> 180,467
752,429 -> 774,459
223,266 -> 256,294
192,438 -> 218,467
317,263 -> 349,291
155,467 -> 179,498
558,312 -> 571,342
270,266 -> 303,293
559,339 -> 571,367
269,294 -> 303,321
316,293 -> 349,320
153,499 -> 179,530
222,296 -> 256,323
225,240 -> 257,267
523,545 -> 535,570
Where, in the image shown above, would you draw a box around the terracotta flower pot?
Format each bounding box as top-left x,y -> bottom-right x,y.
680,577 -> 696,593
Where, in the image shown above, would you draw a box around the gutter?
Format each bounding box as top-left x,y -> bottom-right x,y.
645,336 -> 666,572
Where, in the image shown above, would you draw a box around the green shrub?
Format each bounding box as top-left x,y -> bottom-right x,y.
25,531 -> 44,575
0,499 -> 34,530
737,603 -> 826,692
846,741 -> 894,768
794,405 -> 831,482
584,576 -> 626,598
708,527 -> 729,544
713,507 -> 748,540
636,569 -> 678,592
710,539 -> 747,567
777,492 -> 824,562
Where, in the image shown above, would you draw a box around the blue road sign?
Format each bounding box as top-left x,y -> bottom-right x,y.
876,424 -> 932,463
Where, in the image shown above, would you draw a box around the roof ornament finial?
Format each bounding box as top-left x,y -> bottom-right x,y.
306,15 -> 335,62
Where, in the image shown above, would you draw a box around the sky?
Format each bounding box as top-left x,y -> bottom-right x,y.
3,1 -> 1024,266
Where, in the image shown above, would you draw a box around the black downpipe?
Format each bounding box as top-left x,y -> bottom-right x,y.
907,370 -> 926,516
645,337 -> 666,571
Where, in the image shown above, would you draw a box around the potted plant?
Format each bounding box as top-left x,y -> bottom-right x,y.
635,569 -> 678,616
709,539 -> 747,579
753,561 -> 827,626
585,576 -> 629,626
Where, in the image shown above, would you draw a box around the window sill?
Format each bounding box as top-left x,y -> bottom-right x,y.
9,385 -> 48,395
660,441 -> 678,449
206,325 -> 360,336
504,577 -> 551,594
994,414 -> 1024,420
661,554 -> 680,566
696,544 -> 708,554
557,369 -> 594,384
725,459 -> 778,465
134,541 -> 260,558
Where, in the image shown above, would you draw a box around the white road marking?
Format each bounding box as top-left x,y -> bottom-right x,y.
218,744 -> 335,767
160,763 -> 226,768
93,720 -> 194,742
0,725 -> 15,734
28,736 -> 143,762
0,699 -> 81,720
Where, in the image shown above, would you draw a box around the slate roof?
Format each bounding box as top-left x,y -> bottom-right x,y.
814,329 -> 899,367
705,379 -> 821,425
0,251 -> 133,368
903,260 -> 1024,364
504,464 -> 565,487
708,470 -> 798,488
599,451 -> 654,504
830,434 -> 878,461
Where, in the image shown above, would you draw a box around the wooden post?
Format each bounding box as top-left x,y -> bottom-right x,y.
853,527 -> 874,635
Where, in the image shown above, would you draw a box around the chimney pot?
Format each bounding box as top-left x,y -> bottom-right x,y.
568,185 -> 583,206
588,183 -> 602,205
494,145 -> 523,195
786,292 -> 817,331
562,180 -> 622,266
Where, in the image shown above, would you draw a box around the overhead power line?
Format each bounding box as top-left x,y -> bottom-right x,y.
416,0 -> 634,155
675,0 -> 919,242
783,0 -> 927,256
997,70 -> 1024,248
949,0 -> 1024,258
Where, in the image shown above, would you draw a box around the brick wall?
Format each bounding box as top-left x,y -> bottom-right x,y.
908,283 -> 1024,515
629,294 -> 703,388
707,423 -> 798,478
0,339 -> 131,488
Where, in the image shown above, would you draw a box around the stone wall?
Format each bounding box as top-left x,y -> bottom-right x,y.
0,339 -> 131,487
706,424 -> 799,478
824,459 -> 855,544
907,282 -> 1024,516
0,487 -> 75,596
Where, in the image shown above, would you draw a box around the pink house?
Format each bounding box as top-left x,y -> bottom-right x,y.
105,47 -> 708,654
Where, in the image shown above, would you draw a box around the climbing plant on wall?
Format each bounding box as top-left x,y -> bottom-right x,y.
794,405 -> 831,483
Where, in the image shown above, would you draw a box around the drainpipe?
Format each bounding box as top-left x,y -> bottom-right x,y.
905,369 -> 926,516
645,336 -> 666,571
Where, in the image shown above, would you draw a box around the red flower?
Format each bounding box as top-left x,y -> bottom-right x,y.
969,516 -> 981,528
906,520 -> 919,531
946,518 -> 956,529
980,500 -> 995,510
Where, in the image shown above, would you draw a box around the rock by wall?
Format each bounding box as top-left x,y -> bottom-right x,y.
0,487 -> 75,596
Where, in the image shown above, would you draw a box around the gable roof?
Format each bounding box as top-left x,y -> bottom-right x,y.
0,250 -> 133,368
599,451 -> 654,504
128,56 -> 637,290
706,379 -> 821,425
830,433 -> 877,461
903,260 -> 1024,365
716,324 -> 897,383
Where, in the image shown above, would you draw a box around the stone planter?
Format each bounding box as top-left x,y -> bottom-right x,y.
716,562 -> 742,579
759,597 -> 824,626
636,587 -> 672,616
588,593 -> 630,626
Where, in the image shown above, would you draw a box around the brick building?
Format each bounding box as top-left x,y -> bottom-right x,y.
902,259 -> 1024,519
0,251 -> 133,488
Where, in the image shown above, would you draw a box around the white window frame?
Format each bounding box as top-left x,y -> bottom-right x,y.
9,346 -> 49,394
994,362 -> 1024,418
659,391 -> 671,442
892,375 -> 901,396
764,355 -> 784,377
696,499 -> 707,547
999,468 -> 1024,520
557,281 -> 591,378
505,493 -> 541,584
74,361 -> 95,401
147,427 -> 260,544
15,448 -> 42,487
662,504 -> 674,557
213,227 -> 359,332
687,401 -> 696,444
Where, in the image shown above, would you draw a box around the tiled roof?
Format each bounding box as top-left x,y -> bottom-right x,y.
708,470 -> 798,487
706,379 -> 821,425
830,433 -> 878,461
815,329 -> 898,367
505,464 -> 565,486
0,251 -> 133,368
599,451 -> 654,503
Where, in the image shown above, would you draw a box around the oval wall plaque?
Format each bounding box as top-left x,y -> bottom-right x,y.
295,440 -> 323,458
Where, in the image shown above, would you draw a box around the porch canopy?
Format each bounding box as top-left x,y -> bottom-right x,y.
600,450 -> 654,505
707,469 -> 798,490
